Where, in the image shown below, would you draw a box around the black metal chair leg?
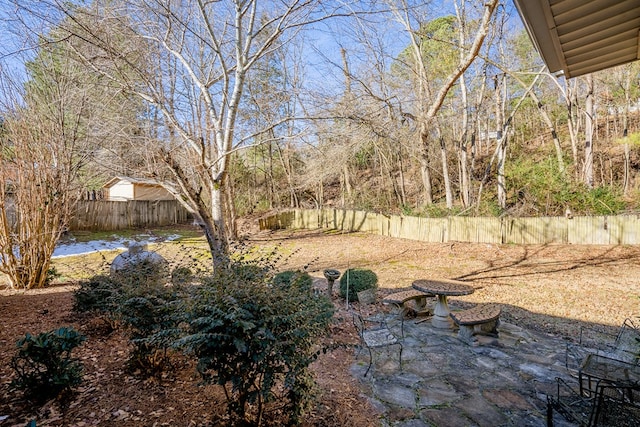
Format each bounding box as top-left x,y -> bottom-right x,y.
364,347 -> 373,377
546,400 -> 554,427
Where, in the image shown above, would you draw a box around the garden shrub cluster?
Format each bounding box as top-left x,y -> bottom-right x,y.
73,259 -> 186,376
64,248 -> 336,425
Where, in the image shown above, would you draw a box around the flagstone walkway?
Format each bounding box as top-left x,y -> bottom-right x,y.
351,313 -> 580,427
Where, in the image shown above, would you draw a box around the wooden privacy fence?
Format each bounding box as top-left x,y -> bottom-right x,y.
70,200 -> 190,231
259,209 -> 640,245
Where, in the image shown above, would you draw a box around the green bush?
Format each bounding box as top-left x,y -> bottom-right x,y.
76,261 -> 185,378
506,155 -> 627,216
273,270 -> 313,291
113,260 -> 185,378
171,266 -> 193,285
339,268 -> 378,302
176,259 -> 335,426
73,275 -> 122,314
10,327 -> 85,402
118,283 -> 185,377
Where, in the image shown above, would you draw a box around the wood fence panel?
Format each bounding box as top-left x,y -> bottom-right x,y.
475,217 -> 503,244
378,214 -> 390,236
395,216 -> 420,240
333,209 -> 346,231
319,208 -> 335,229
332,209 -> 373,232
350,211 -> 367,232
258,209 -> 640,246
363,212 -> 381,233
388,215 -> 401,239
568,216 -> 609,244
417,218 -> 447,242
448,217 -> 472,242
71,200 -> 189,231
504,217 -> 568,244
355,210 -> 379,233
609,215 -> 640,244
295,209 -> 319,229
448,217 -> 502,243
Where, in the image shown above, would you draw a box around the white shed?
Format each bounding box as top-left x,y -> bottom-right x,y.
103,176 -> 175,201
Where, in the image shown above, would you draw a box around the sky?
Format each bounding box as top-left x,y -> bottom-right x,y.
0,1 -> 526,87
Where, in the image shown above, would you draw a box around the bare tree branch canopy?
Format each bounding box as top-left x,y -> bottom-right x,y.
2,0 -> 637,267
0,59 -> 94,288
8,0 -> 346,265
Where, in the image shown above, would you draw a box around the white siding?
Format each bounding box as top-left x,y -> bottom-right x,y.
107,181 -> 134,201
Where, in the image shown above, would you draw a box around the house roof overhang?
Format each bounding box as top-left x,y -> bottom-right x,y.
512,0 -> 640,78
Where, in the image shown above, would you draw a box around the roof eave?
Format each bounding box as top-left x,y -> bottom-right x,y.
513,0 -> 567,77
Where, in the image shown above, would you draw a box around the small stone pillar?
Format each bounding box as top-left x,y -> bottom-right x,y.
323,269 -> 341,298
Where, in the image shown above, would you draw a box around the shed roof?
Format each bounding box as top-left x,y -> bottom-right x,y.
513,0 -> 640,78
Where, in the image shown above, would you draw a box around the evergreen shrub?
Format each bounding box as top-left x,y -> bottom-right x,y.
74,260 -> 185,377
118,284 -> 185,377
339,268 -> 378,302
273,270 -> 313,291
176,257 -> 334,425
73,274 -> 122,315
10,327 -> 85,402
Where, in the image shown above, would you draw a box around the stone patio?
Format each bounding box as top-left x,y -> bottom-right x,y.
351,312 -> 580,427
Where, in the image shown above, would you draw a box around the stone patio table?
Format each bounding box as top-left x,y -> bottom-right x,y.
412,278 -> 475,329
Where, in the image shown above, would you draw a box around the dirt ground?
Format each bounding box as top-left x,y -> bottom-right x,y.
2,227 -> 640,426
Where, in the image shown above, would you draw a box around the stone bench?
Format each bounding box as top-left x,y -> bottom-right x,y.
383,289 -> 433,318
450,303 -> 501,344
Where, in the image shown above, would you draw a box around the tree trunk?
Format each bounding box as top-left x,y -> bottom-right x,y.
623,71 -> 631,196
455,1 -> 471,208
224,173 -> 238,240
565,79 -> 580,178
497,135 -> 507,209
397,142 -> 407,206
526,79 -> 565,176
419,123 -> 434,205
209,184 -> 229,268
584,74 -> 595,188
276,142 -> 299,208
495,74 -> 506,209
342,164 -> 352,206
458,70 -> 471,208
438,125 -> 453,208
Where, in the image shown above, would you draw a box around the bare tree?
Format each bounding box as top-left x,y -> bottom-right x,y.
0,61 -> 93,289
388,0 -> 499,208
595,62 -> 640,195
17,0 -> 337,265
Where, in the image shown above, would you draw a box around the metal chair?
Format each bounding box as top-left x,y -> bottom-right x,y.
547,377 -> 598,427
352,311 -> 403,377
565,318 -> 640,373
547,377 -> 640,426
593,382 -> 640,426
351,287 -> 406,377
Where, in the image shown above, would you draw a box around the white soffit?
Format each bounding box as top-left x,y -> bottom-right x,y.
513,0 -> 640,78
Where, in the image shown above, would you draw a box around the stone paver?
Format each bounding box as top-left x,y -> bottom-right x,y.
352,312 -> 579,426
